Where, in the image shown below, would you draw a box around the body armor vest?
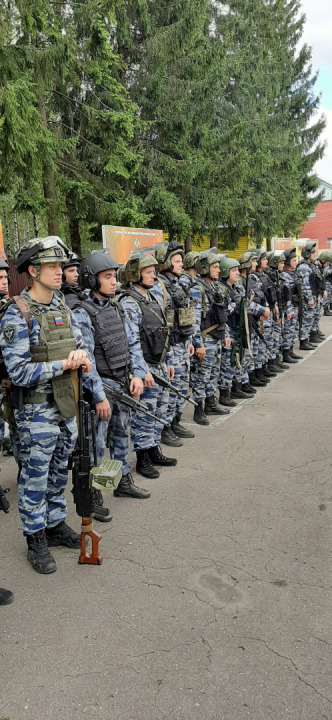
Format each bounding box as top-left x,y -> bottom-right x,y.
247,274 -> 265,308
62,284 -> 81,310
119,287 -> 169,365
297,260 -> 321,295
219,281 -> 242,332
254,270 -> 277,308
160,274 -> 195,346
198,279 -> 227,340
79,298 -> 128,381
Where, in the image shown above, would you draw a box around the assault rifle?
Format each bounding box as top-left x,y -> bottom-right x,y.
150,372 -> 198,407
72,368 -> 122,565
252,318 -> 274,359
102,382 -> 165,423
0,483 -> 10,513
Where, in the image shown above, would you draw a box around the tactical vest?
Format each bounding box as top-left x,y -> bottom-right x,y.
254,271 -> 277,308
119,287 -> 169,365
247,274 -> 265,307
62,284 -> 81,310
79,298 -> 128,381
197,279 -> 227,341
0,296 -> 78,418
160,274 -> 195,346
219,280 -> 242,332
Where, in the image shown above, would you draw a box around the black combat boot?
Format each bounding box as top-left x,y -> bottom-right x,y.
205,395 -> 230,415
113,473 -> 151,499
324,307 -> 332,316
299,340 -> 316,350
136,450 -> 160,479
268,359 -> 284,373
147,445 -> 178,466
193,401 -> 209,425
317,329 -> 325,339
219,388 -> 237,406
0,588 -> 14,605
290,346 -> 303,360
46,520 -> 81,548
26,530 -> 57,574
263,363 -> 276,377
161,424 -> 183,447
310,332 -> 323,344
249,371 -> 265,387
231,381 -> 250,399
90,488 -> 112,522
171,413 -> 195,438
256,369 -> 270,384
242,383 -> 256,395
282,349 -> 298,364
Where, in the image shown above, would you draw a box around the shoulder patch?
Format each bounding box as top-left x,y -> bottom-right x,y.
3,324 -> 15,343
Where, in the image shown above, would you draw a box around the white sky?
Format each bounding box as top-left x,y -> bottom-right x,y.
300,0 -> 332,181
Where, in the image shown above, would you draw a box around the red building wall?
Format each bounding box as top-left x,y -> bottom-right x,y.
299,201 -> 332,250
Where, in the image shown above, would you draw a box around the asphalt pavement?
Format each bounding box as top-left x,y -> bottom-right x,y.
1,317 -> 332,720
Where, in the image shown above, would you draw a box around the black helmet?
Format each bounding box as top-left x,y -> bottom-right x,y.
63,252 -> 81,270
80,252 -> 119,292
283,248 -> 297,266
301,242 -> 316,260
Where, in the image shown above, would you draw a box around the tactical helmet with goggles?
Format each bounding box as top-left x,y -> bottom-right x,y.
155,241 -> 184,272
80,251 -> 119,295
283,248 -> 297,265
195,248 -> 222,277
301,242 -> 317,260
117,264 -> 130,287
219,257 -> 240,279
238,251 -> 255,270
318,251 -> 332,265
16,236 -> 70,275
183,251 -> 199,270
268,251 -> 286,269
256,247 -> 267,266
126,251 -> 158,284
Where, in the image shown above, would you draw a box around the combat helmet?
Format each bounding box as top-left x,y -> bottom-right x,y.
196,248 -> 217,276
16,236 -> 70,275
63,251 -> 81,270
301,242 -> 316,260
126,251 -> 158,283
283,248 -> 297,266
117,263 -> 130,288
219,256 -> 240,279
256,246 -> 267,267
155,241 -> 184,272
268,251 -> 286,269
80,251 -> 119,292
183,251 -> 199,270
318,251 -> 332,265
238,251 -> 256,270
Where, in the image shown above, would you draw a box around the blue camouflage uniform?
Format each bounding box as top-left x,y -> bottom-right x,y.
191,278 -> 228,402
251,271 -> 272,367
280,269 -> 299,350
72,293 -> 147,476
323,265 -> 332,308
296,261 -> 315,340
119,288 -> 170,451
0,290 -> 89,535
238,274 -> 265,375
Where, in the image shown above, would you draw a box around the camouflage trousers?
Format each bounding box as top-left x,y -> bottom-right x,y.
283,309 -> 299,350
14,401 -> 77,535
323,283 -> 332,307
272,321 -> 282,359
299,303 -> 315,340
191,335 -> 221,401
94,378 -> 131,477
312,299 -> 322,332
131,363 -> 169,451
165,342 -> 190,424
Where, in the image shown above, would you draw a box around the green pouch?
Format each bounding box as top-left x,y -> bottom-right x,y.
165,308 -> 175,328
90,459 -> 123,490
178,304 -> 196,327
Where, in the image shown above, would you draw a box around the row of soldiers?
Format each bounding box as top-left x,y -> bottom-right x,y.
0,237 -> 329,604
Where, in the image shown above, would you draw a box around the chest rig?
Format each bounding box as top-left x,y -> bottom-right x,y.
79,298 -> 128,381
119,287 -> 170,365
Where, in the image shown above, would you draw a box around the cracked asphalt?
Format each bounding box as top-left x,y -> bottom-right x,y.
1,317 -> 332,720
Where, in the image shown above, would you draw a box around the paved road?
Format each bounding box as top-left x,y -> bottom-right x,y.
1,318 -> 332,720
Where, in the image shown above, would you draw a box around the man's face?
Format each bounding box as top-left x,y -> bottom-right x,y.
140,266 -> 155,287
278,261 -> 285,272
289,256 -> 297,270
0,270 -> 8,295
97,269 -> 117,296
228,267 -> 239,284
38,262 -> 63,289
171,254 -> 183,275
63,265 -> 78,285
309,249 -> 317,262
209,262 -> 220,279
259,256 -> 268,270
250,259 -> 258,272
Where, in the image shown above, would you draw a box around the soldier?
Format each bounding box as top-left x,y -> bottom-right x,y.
61,252 -> 81,309
296,242 -> 319,350
236,251 -> 269,391
118,252 -> 177,479
251,249 -> 276,382
191,249 -> 230,424
311,256 -> 327,343
280,248 -> 303,364
0,236 -> 92,574
155,242 -> 196,444
266,252 -> 287,374
0,258 -> 10,453
320,252 -> 332,316
72,250 -> 151,504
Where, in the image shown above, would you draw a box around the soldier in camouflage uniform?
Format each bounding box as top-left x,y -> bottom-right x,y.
280,248 -> 303,364
0,237 -> 92,574
118,252 -> 178,479
236,251 -> 268,391
191,248 -> 230,424
265,252 -> 287,374
61,252 -> 81,310
311,256 -> 327,342
296,242 -> 319,350
72,250 -> 151,505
